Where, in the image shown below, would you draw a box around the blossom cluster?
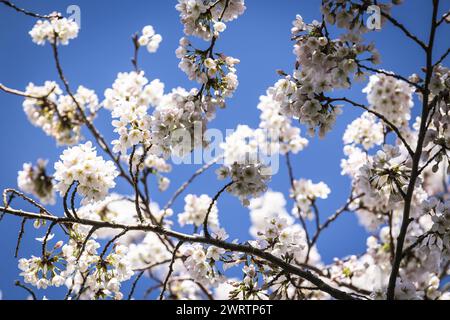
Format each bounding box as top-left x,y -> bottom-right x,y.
151,87 -> 209,157
422,198 -> 450,261
104,71 -> 164,155
257,86 -> 309,155
54,142 -> 119,203
175,0 -> 245,40
290,179 -> 331,220
249,191 -> 321,263
17,159 -> 55,205
178,194 -> 220,230
422,65 -> 450,172
363,73 -> 414,129
321,0 -> 394,33
181,243 -> 226,286
254,217 -> 305,259
29,15 -> 79,45
172,0 -> 245,149
273,15 -> 380,137
19,226 -> 134,300
217,125 -> 271,204
177,37 -> 240,101
137,25 -> 162,53
343,112 -> 384,150
23,82 -> 99,145
358,145 -> 412,205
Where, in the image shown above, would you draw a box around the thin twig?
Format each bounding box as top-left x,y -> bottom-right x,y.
127,270 -> 145,300
286,153 -> 311,247
14,218 -> 27,257
433,47 -> 450,67
380,10 -> 427,51
357,63 -> 423,91
0,0 -> 56,19
163,157 -> 220,212
15,280 -> 37,300
203,182 -> 233,238
159,241 -> 183,300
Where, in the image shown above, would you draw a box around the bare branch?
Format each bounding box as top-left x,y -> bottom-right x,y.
0,0 -> 56,19
14,218 -> 27,258
380,10 -> 427,51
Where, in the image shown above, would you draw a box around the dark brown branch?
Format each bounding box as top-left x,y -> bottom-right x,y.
387,0 -> 440,300
380,10 -> 427,51
401,231 -> 432,259
418,148 -> 444,175
15,280 -> 37,300
357,63 -> 423,91
436,11 -> 450,26
70,182 -> 79,220
0,0 -> 56,19
41,221 -> 57,257
63,181 -> 76,219
0,206 -> 357,300
76,226 -> 99,263
309,193 -> 364,248
434,47 -> 450,67
100,228 -> 129,259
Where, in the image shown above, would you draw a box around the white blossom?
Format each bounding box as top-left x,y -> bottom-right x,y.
138,25 -> 163,53
29,15 -> 79,45
54,142 -> 119,203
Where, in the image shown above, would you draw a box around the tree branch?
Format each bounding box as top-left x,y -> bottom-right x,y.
0,205 -> 357,300
386,0 -> 440,300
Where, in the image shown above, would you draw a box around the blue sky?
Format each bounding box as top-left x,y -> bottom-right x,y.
0,0 -> 448,299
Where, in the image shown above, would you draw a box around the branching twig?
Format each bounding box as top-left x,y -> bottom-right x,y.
128,270 -> 145,300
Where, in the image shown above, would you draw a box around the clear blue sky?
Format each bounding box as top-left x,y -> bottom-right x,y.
0,0 -> 448,299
